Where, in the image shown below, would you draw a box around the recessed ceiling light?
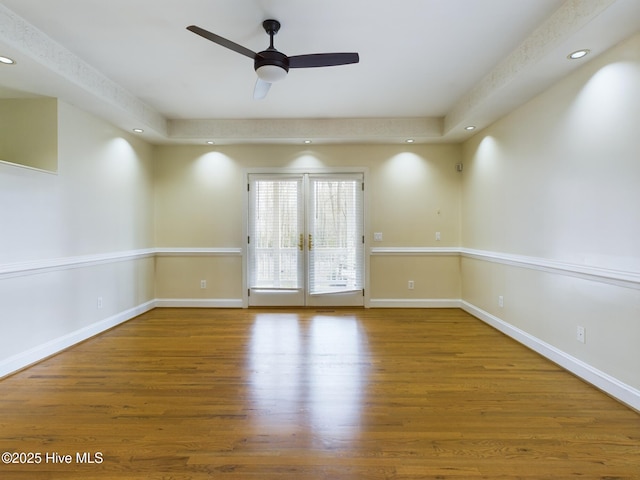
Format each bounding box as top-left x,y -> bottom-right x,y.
0,55 -> 16,65
132,128 -> 144,133
406,139 -> 415,143
206,141 -> 215,145
303,140 -> 312,144
568,49 -> 590,60
465,126 -> 476,131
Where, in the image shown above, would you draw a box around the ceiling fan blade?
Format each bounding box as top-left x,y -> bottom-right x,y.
253,78 -> 272,100
289,52 -> 359,69
187,25 -> 257,60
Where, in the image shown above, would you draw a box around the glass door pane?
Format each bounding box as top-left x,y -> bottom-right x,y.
248,175 -> 304,306
307,174 -> 364,306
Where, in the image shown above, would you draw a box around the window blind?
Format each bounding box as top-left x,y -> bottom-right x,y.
308,175 -> 364,295
249,177 -> 303,289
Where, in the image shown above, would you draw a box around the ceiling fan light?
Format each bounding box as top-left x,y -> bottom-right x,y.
256,64 -> 288,83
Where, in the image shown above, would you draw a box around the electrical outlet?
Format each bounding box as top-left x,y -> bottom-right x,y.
408,280 -> 414,290
498,295 -> 504,308
200,280 -> 207,289
97,297 -> 103,309
373,232 -> 383,242
577,326 -> 586,344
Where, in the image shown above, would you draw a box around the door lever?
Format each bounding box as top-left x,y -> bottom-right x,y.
308,234 -> 313,251
298,233 -> 304,251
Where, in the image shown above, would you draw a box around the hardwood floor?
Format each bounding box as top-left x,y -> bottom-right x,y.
1,308 -> 638,479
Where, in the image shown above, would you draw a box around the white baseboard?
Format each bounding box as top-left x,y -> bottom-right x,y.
0,300 -> 156,379
461,301 -> 640,412
154,298 -> 244,308
369,298 -> 462,308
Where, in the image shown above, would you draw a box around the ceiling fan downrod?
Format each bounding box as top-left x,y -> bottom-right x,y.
262,19 -> 281,48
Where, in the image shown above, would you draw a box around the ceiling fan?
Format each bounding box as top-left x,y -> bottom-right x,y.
187,19 -> 359,99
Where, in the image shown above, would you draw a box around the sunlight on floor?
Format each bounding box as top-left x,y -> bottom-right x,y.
248,313 -> 370,444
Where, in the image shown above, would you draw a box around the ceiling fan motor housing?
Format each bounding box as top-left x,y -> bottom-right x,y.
254,49 -> 289,82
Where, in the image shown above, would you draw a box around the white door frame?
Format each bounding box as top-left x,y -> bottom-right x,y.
242,167 -> 369,308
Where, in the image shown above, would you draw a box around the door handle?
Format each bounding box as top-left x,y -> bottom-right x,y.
308,234 -> 313,251
298,233 -> 304,251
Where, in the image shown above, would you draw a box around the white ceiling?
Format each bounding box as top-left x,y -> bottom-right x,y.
0,0 -> 639,144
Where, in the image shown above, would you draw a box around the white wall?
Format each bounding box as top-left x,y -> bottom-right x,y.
461,33 -> 640,407
0,101 -> 155,375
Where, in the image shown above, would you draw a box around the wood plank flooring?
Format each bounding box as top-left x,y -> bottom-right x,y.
1,308 -> 638,479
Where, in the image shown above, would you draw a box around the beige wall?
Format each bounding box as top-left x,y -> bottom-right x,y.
0,97 -> 58,172
153,143 -> 462,302
155,255 -> 244,301
461,33 -> 640,391
370,255 -> 460,302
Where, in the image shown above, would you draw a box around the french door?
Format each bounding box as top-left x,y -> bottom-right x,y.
248,173 -> 364,307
